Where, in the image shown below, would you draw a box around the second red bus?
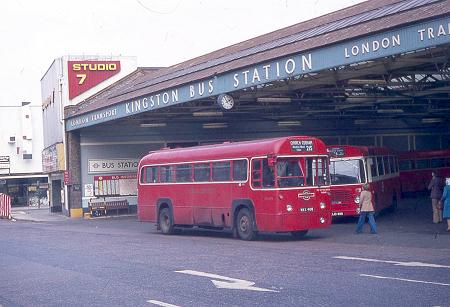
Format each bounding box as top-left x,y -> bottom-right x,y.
328,145 -> 401,217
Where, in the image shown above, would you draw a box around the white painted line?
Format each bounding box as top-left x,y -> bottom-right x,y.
175,270 -> 279,292
360,274 -> 450,287
147,299 -> 181,307
334,256 -> 450,269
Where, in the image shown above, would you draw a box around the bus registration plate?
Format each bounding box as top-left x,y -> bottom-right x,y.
300,207 -> 314,212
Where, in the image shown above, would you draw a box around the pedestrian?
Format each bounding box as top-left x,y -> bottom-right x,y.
355,183 -> 377,234
440,178 -> 450,232
428,171 -> 443,223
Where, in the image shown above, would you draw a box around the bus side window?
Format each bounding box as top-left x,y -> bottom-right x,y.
176,164 -> 193,182
416,159 -> 428,169
252,159 -> 262,188
368,157 -> 377,179
194,163 -> 210,182
140,167 -> 146,183
212,161 -> 231,181
160,165 -> 173,183
383,156 -> 390,174
262,159 -> 275,188
232,159 -> 247,181
377,157 -> 384,176
388,156 -> 395,174
147,166 -> 158,183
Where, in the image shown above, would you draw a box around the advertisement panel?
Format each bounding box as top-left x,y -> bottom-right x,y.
68,61 -> 121,99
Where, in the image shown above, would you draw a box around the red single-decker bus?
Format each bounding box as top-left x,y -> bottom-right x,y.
138,136 -> 332,240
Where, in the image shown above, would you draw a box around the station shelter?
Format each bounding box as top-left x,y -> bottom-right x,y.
45,0 -> 450,217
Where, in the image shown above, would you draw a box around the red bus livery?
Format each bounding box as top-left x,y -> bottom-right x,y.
398,149 -> 450,195
138,136 -> 332,240
328,145 -> 401,217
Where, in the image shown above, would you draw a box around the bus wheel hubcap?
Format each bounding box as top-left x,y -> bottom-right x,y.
240,216 -> 249,232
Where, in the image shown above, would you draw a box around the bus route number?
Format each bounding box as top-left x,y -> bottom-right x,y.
290,140 -> 314,152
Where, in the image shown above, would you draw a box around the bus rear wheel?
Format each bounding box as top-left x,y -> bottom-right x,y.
291,230 -> 308,239
389,196 -> 398,213
236,208 -> 256,241
159,207 -> 174,235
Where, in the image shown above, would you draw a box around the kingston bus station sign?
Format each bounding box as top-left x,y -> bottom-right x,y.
67,16 -> 450,131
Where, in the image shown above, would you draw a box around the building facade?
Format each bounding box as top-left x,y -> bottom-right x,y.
41,55 -> 137,215
0,102 -> 47,206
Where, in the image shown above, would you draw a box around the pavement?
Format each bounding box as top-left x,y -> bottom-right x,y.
10,205 -> 137,222
10,206 -> 70,222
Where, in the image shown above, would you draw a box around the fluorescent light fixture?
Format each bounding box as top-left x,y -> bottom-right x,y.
348,79 -> 387,85
202,123 -> 228,129
422,118 -> 443,123
140,123 -> 167,128
376,109 -> 404,114
277,120 -> 301,126
193,111 -> 223,117
257,97 -> 292,103
354,119 -> 372,125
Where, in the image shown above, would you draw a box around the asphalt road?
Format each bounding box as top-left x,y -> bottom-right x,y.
1,196 -> 449,307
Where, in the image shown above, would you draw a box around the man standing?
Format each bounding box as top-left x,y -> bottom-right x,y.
428,171 -> 443,223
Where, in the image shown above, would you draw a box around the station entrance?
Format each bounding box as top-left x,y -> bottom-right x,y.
62,0 -> 450,216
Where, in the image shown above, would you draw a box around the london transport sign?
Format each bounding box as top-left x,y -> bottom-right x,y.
66,16 -> 450,131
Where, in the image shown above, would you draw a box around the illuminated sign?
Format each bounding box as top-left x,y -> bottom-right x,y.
68,61 -> 121,99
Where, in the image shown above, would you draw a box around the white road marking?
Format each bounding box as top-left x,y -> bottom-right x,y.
175,269 -> 279,292
361,274 -> 450,287
147,299 -> 181,307
334,256 -> 450,268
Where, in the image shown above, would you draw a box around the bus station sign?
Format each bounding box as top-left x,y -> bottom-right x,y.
66,16 -> 450,131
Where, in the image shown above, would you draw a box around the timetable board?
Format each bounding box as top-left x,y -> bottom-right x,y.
93,174 -> 137,196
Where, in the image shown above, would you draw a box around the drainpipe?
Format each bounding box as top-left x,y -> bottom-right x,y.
59,58 -> 69,216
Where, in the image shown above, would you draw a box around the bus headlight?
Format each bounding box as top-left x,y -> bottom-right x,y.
320,217 -> 326,224
320,202 -> 326,209
354,196 -> 360,204
286,204 -> 293,212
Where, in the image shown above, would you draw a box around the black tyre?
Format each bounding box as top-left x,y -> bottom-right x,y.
159,207 -> 174,235
291,230 -> 308,239
236,208 -> 256,240
389,196 -> 398,213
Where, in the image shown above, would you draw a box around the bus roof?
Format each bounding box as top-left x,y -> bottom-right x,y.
397,149 -> 450,160
327,145 -> 395,158
140,136 -> 327,165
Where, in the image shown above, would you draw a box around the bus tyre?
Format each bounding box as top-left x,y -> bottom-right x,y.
236,208 -> 256,241
291,230 -> 308,239
389,196 -> 398,213
159,207 -> 174,235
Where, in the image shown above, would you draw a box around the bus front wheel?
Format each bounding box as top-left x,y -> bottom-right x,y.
159,207 -> 174,235
236,208 -> 256,241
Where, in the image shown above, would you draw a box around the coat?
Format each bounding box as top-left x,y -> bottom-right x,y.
441,185 -> 450,219
359,190 -> 375,212
428,176 -> 443,199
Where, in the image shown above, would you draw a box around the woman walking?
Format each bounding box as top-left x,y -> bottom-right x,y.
355,183 -> 377,234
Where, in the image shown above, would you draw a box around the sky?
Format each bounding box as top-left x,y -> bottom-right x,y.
0,0 -> 365,107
